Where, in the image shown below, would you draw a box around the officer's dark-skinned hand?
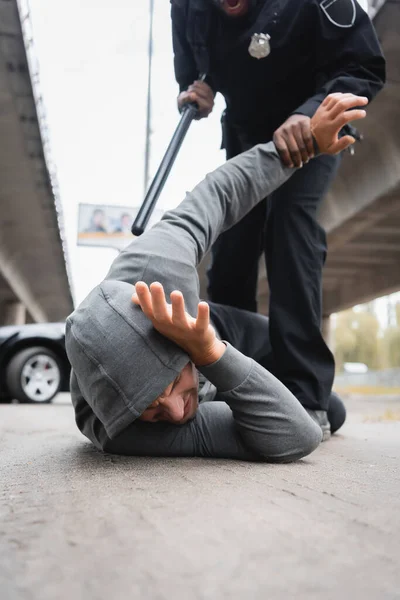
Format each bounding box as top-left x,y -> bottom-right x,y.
177,80 -> 214,120
273,114 -> 315,168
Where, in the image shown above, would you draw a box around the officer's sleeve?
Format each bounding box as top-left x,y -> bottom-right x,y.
293,1 -> 385,118
171,1 -> 199,92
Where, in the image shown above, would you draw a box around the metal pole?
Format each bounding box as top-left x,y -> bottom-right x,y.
143,0 -> 155,196
132,104 -> 198,236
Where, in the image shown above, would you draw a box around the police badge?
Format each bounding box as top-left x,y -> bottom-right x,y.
248,33 -> 271,59
320,0 -> 357,28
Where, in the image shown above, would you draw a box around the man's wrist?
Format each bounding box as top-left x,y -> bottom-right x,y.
191,339 -> 226,367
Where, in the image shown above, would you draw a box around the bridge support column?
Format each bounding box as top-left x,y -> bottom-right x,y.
1,302 -> 26,326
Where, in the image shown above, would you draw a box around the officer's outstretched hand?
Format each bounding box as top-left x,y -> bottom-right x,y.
310,93 -> 368,155
132,282 -> 226,367
178,80 -> 215,119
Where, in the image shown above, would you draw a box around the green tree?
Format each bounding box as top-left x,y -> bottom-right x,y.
334,311 -> 356,372
380,303 -> 400,368
381,327 -> 400,368
334,308 -> 380,372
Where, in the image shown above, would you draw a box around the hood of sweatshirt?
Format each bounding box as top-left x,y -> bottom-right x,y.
66,279 -> 191,439
65,220 -> 203,440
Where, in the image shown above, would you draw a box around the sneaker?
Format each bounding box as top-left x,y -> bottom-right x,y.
305,409 -> 331,442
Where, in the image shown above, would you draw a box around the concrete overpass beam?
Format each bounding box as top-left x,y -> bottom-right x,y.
1,301 -> 26,326
0,250 -> 47,323
323,265 -> 400,315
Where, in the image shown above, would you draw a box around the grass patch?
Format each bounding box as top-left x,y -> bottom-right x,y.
334,386 -> 400,396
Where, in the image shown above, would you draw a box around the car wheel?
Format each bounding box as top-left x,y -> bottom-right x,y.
6,346 -> 62,404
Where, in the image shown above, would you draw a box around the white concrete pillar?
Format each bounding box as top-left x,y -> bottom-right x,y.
1,302 -> 26,326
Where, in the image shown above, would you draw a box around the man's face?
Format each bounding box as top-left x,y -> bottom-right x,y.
139,362 -> 199,424
211,0 -> 251,18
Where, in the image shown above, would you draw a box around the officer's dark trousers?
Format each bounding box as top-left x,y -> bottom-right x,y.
207,142 -> 342,412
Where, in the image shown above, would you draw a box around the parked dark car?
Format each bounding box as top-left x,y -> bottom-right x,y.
0,323 -> 70,404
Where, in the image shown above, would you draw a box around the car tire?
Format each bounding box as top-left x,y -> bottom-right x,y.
6,346 -> 62,404
0,396 -> 13,404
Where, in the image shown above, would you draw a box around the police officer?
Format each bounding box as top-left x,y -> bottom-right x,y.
170,0 -> 385,431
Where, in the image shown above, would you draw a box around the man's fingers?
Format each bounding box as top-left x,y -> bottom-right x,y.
197,99 -> 213,115
273,134 -> 293,167
178,91 -> 197,110
185,86 -> 213,117
300,119 -> 315,159
195,301 -> 210,333
188,86 -> 207,101
329,108 -> 366,143
188,83 -> 214,103
149,282 -> 169,321
330,135 -> 356,154
322,92 -> 345,109
337,108 -> 367,128
286,131 -> 303,168
331,96 -> 368,120
323,92 -> 366,112
189,82 -> 213,99
191,80 -> 213,96
293,124 -> 311,165
330,95 -> 369,119
170,291 -> 187,324
133,282 -> 154,317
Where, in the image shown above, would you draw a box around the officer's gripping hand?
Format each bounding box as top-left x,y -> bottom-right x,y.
132,282 -> 225,367
310,93 -> 368,156
273,114 -> 314,168
177,80 -> 215,120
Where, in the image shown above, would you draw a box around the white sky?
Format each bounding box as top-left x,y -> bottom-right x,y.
27,0 -> 399,324
28,0 -> 225,305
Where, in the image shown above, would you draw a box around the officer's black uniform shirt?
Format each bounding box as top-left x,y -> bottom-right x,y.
171,0 -> 385,141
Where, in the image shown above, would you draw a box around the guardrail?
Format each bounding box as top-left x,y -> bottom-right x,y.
335,368 -> 400,390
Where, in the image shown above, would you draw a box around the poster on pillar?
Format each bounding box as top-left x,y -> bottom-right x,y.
77,203 -> 165,250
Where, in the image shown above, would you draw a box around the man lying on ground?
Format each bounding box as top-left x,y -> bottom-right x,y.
66,93 -> 367,463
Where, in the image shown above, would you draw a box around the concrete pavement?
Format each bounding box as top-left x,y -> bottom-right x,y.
1,394 -> 400,600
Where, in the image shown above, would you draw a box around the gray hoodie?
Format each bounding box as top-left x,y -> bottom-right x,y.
65,142 -> 322,460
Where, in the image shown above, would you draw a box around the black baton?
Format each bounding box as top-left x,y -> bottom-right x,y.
132,103 -> 198,236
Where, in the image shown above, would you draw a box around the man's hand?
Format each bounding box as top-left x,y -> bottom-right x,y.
273,114 -> 315,168
178,80 -> 214,120
132,282 -> 225,366
310,93 -> 368,155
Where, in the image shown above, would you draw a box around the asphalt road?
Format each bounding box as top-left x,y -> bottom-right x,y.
1,394 -> 400,600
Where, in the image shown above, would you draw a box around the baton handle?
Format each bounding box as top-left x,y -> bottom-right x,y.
132,103 -> 198,236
